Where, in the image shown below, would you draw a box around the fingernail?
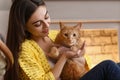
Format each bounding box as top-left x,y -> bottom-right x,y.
77,50 -> 81,54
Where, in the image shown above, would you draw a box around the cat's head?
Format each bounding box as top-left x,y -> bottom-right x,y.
58,22 -> 82,47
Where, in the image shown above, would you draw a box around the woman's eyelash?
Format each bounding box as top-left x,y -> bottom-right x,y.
34,24 -> 40,27
34,22 -> 41,27
45,16 -> 49,19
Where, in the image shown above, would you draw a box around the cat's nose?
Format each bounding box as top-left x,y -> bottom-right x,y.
69,38 -> 73,42
68,40 -> 73,44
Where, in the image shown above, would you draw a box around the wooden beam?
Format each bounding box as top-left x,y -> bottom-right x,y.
50,20 -> 120,24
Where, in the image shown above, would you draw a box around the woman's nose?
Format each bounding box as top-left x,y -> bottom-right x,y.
42,20 -> 50,28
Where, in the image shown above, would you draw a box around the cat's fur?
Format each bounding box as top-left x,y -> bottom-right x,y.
49,22 -> 89,80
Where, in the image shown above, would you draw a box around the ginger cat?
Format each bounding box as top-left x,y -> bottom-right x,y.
49,22 -> 89,80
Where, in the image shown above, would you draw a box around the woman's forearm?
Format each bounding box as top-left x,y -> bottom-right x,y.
51,54 -> 67,79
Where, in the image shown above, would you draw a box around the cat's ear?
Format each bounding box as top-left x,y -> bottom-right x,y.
74,22 -> 82,29
59,22 -> 65,29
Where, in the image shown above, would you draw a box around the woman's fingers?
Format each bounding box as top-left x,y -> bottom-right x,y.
81,41 -> 86,50
77,47 -> 85,57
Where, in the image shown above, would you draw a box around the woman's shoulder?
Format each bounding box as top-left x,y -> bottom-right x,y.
20,39 -> 39,56
21,39 -> 42,53
20,39 -> 37,52
22,39 -> 36,47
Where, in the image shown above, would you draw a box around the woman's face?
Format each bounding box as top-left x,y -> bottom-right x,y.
26,6 -> 50,39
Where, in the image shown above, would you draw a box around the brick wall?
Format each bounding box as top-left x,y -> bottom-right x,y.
80,29 -> 119,67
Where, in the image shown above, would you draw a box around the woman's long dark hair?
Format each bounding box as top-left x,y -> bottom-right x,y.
5,0 -> 45,80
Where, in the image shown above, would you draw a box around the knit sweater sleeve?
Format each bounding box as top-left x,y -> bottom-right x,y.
18,40 -> 55,80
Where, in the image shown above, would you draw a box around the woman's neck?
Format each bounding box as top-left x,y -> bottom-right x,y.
31,36 -> 47,43
31,36 -> 52,54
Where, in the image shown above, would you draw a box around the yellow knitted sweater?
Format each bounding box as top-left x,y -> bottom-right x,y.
18,39 -> 55,80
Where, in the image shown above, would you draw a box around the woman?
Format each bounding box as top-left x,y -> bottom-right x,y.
5,0 -> 120,80
5,0 -> 82,80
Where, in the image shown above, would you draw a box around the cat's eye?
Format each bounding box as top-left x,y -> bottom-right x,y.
73,33 -> 76,37
64,33 -> 68,37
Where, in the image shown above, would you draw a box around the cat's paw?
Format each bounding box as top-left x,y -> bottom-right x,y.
50,47 -> 59,58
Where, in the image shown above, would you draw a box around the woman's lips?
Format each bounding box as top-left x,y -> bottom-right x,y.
42,29 -> 49,33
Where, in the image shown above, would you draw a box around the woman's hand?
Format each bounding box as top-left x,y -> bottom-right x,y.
64,50 -> 78,59
64,41 -> 86,59
74,41 -> 86,57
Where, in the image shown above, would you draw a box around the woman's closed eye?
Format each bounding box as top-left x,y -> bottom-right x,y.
45,14 -> 50,20
34,21 -> 41,27
45,11 -> 50,20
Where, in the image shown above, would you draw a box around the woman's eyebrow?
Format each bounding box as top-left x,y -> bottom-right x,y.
32,11 -> 48,25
